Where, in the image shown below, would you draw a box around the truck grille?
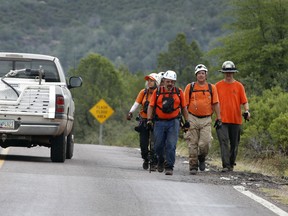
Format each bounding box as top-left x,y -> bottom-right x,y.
0,86 -> 51,114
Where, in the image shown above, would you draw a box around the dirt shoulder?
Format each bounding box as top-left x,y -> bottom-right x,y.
174,156 -> 288,213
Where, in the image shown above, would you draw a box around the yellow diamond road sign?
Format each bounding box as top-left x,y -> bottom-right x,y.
89,99 -> 114,124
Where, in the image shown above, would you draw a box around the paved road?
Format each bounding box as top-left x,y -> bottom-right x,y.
0,144 -> 285,216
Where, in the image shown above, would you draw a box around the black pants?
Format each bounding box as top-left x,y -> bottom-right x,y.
137,121 -> 156,163
216,123 -> 241,169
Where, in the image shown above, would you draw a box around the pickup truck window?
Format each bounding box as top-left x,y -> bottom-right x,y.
0,59 -> 60,82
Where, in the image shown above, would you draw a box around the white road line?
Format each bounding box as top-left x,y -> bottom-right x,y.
0,148 -> 9,168
234,185 -> 288,216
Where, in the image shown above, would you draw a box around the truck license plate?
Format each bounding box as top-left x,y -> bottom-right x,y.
0,119 -> 15,129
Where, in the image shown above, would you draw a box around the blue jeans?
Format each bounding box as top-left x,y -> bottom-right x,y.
153,118 -> 180,169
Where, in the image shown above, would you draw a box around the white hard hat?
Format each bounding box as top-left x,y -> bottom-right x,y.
195,64 -> 208,75
157,72 -> 165,85
145,73 -> 160,86
158,71 -> 165,78
163,70 -> 177,81
220,61 -> 238,73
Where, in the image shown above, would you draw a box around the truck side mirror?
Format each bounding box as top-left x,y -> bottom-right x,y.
68,76 -> 82,89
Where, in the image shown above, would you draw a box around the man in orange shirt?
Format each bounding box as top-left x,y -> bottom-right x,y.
127,73 -> 159,171
147,70 -> 190,175
184,64 -> 221,175
215,61 -> 250,172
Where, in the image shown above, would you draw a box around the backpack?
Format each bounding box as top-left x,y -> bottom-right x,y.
155,86 -> 181,114
189,82 -> 213,101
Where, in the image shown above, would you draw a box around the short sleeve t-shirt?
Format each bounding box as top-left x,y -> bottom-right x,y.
215,80 -> 248,124
184,82 -> 219,117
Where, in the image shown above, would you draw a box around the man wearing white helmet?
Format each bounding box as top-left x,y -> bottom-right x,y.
215,61 -> 250,172
184,64 -> 221,175
147,70 -> 190,175
127,73 -> 160,171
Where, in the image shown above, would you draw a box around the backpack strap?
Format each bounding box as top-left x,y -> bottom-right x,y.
175,87 -> 181,108
145,89 -> 149,101
175,87 -> 182,118
153,86 -> 162,115
208,83 -> 213,101
155,86 -> 163,110
155,87 -> 182,111
189,82 -> 213,100
140,88 -> 148,103
189,82 -> 195,99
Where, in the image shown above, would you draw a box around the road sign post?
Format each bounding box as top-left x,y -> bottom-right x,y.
89,99 -> 114,145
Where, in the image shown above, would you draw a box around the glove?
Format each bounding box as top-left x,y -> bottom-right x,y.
127,112 -> 133,120
214,119 -> 222,129
183,120 -> 190,129
146,119 -> 153,130
182,120 -> 190,132
242,111 -> 250,122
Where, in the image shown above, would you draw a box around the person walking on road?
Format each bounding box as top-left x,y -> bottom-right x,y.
184,64 -> 221,175
215,61 -> 250,172
127,73 -> 160,171
147,70 -> 190,176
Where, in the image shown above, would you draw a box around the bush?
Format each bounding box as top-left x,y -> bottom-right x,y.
241,86 -> 288,157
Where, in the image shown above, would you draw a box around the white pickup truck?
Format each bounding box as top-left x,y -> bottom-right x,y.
0,52 -> 82,162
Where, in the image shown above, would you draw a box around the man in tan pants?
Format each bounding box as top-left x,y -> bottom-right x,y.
184,64 -> 221,175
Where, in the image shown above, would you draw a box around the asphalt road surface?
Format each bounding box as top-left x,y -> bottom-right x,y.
0,144 -> 287,216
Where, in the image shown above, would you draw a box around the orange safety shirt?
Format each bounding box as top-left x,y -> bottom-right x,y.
184,82 -> 219,117
215,80 -> 248,124
149,87 -> 186,120
135,89 -> 153,119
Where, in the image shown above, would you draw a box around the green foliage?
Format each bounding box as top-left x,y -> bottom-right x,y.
69,53 -> 125,143
268,113 -> 288,155
0,0 -> 228,73
4,0 -> 288,169
209,0 -> 288,95
241,87 -> 288,157
68,53 -> 148,146
157,33 -> 209,88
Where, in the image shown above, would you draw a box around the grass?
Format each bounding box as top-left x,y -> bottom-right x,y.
260,186 -> 288,206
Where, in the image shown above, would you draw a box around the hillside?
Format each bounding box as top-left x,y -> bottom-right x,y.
0,0 -> 229,73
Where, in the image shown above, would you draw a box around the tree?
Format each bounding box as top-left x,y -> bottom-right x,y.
209,0 -> 288,95
68,53 -> 147,146
69,53 -> 126,143
157,33 -> 208,88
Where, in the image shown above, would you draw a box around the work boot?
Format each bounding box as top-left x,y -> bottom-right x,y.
199,161 -> 205,171
165,168 -> 173,175
221,167 -> 231,172
198,156 -> 206,171
190,169 -> 197,175
150,163 -> 157,171
142,160 -> 149,170
157,162 -> 164,173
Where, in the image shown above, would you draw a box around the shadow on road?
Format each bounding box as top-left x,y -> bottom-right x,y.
0,154 -> 51,163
